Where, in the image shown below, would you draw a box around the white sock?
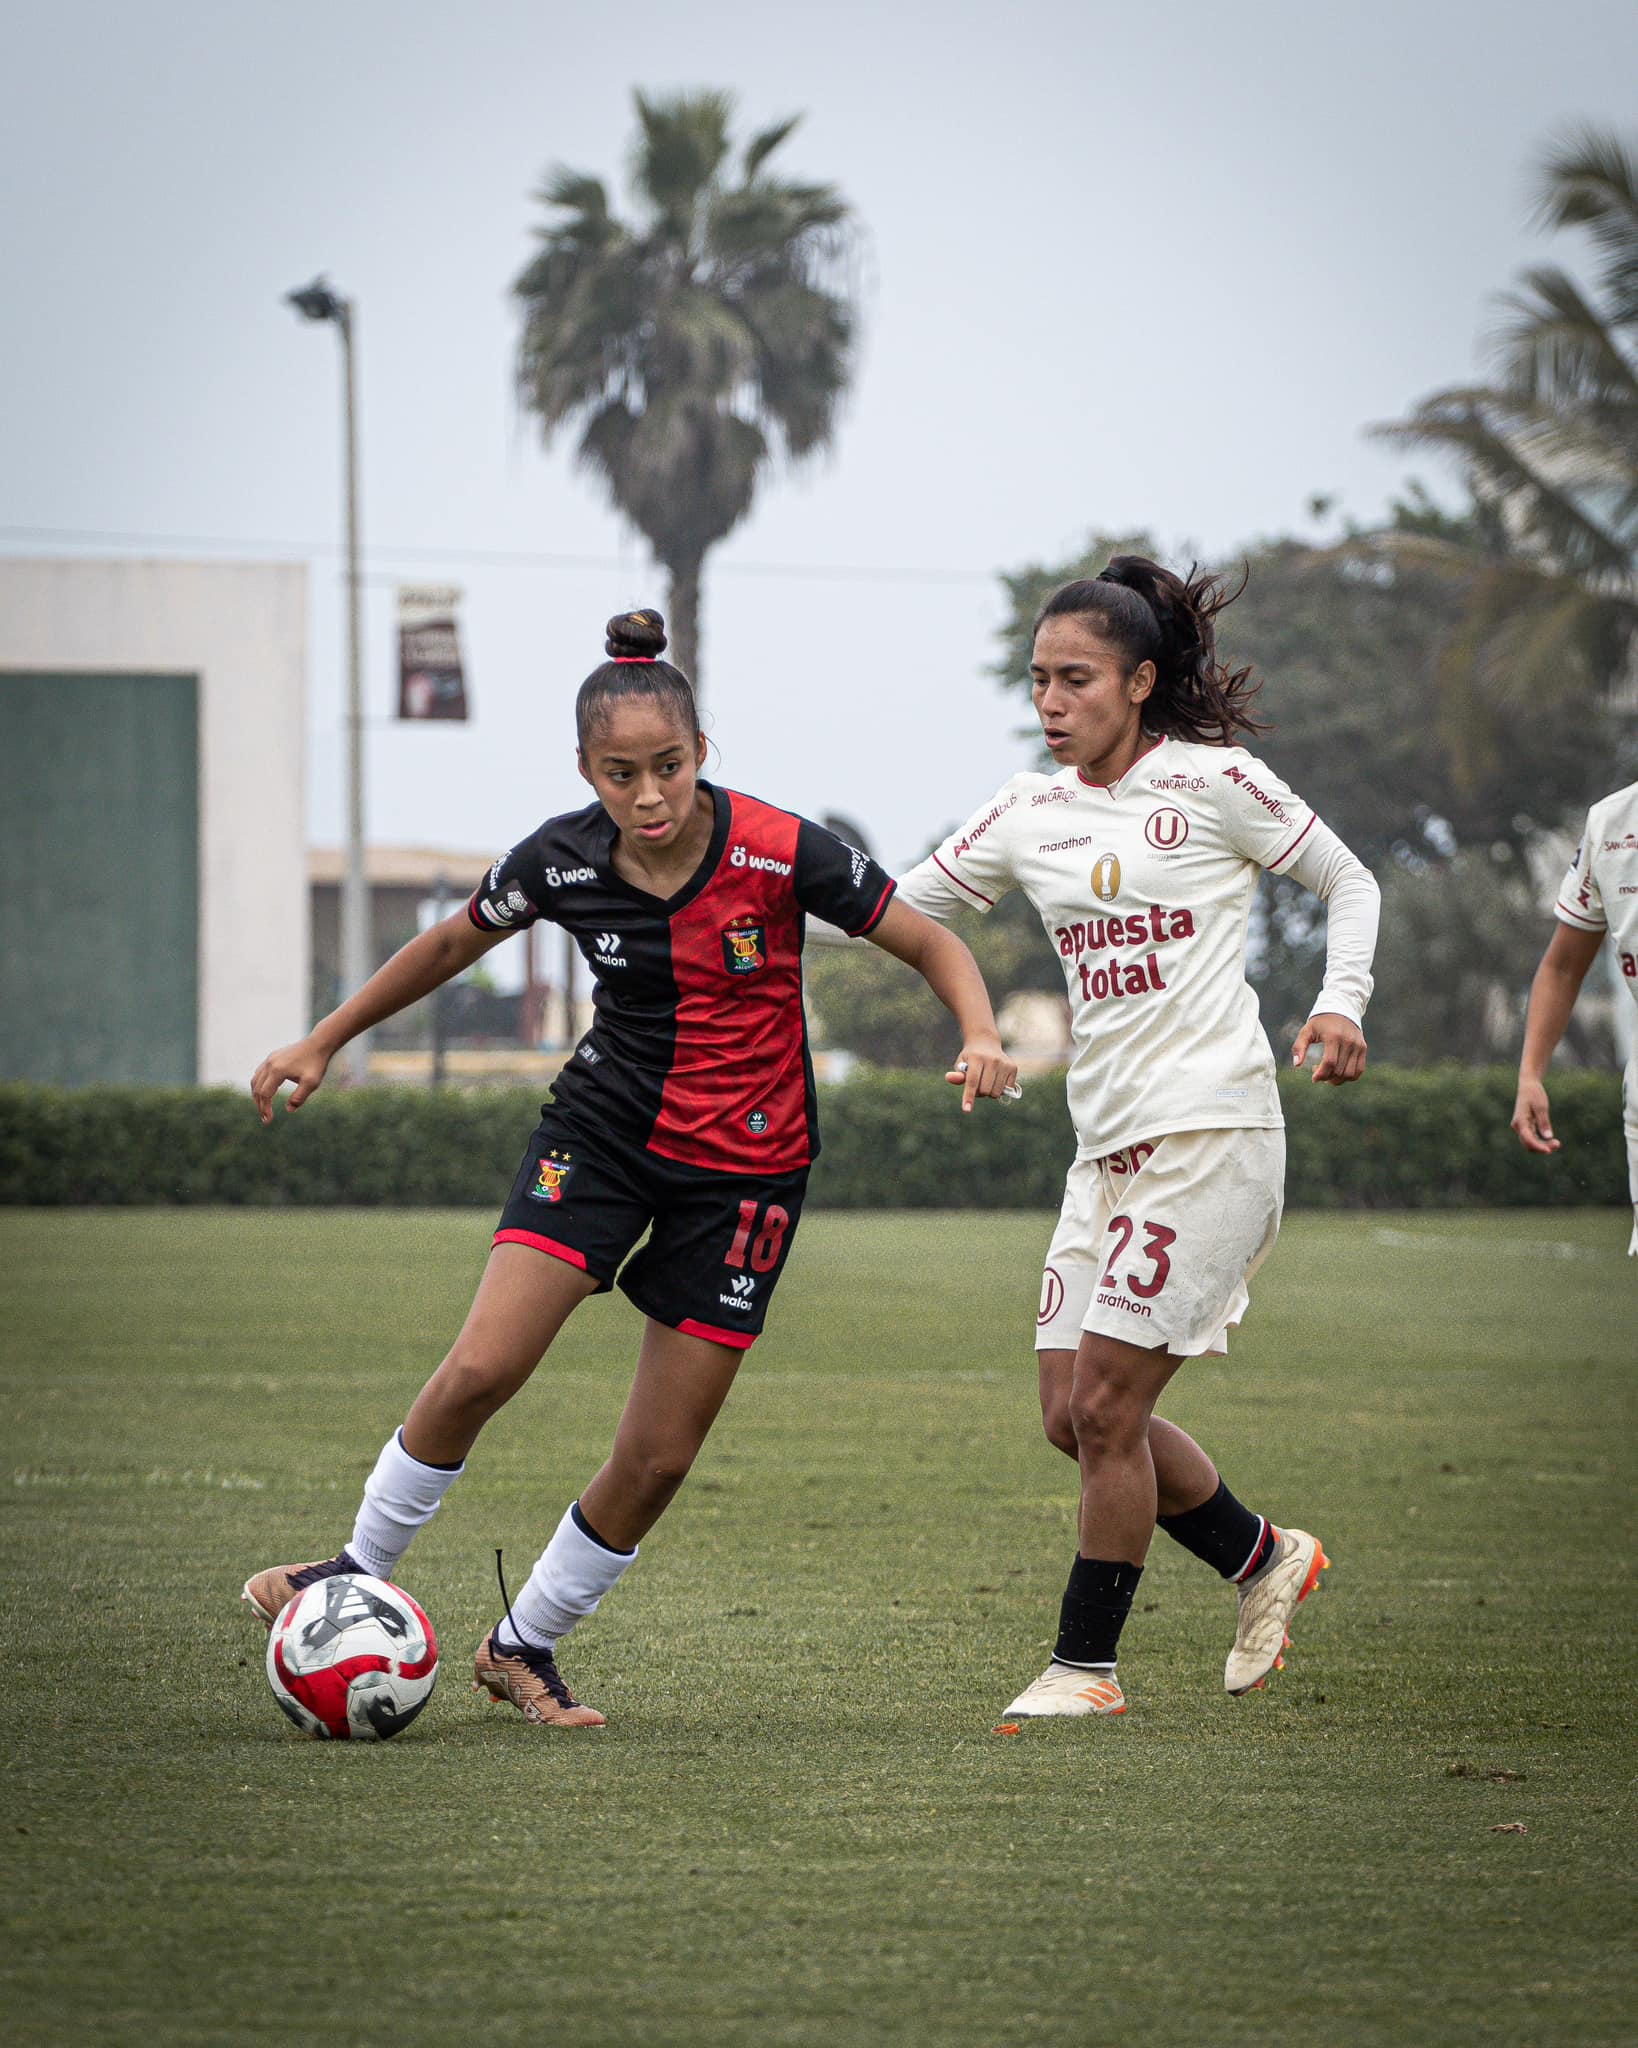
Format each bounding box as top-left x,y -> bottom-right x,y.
497,1501 -> 637,1650
348,1428 -> 465,1578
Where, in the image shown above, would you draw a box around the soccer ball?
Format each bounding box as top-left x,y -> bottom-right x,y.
266,1573 -> 438,1741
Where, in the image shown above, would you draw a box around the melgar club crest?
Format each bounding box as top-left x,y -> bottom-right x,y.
528,1150 -> 572,1203
721,920 -> 766,975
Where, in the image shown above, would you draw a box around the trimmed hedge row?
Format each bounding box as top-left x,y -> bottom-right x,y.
0,1068 -> 1625,1209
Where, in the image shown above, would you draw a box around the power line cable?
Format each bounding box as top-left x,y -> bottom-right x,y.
0,522 -> 993,587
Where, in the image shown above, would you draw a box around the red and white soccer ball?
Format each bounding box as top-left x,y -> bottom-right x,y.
266,1573 -> 438,1741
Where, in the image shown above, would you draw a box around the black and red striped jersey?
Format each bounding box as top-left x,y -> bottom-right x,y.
468,782 -> 895,1175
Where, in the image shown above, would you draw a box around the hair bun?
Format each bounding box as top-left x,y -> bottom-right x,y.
605,609 -> 668,660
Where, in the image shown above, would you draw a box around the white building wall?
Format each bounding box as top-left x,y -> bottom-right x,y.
0,558 -> 307,1084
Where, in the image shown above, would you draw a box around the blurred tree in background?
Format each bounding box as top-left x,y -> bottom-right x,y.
1371,125 -> 1638,782
514,91 -> 859,687
805,888 -> 1067,1071
970,510 -> 1630,1066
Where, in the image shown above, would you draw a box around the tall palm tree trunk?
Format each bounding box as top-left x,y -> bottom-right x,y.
667,554 -> 703,694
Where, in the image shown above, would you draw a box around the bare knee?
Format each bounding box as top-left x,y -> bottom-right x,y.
423,1344 -> 532,1427
612,1441 -> 698,1502
1068,1378 -> 1149,1464
1041,1394 -> 1078,1459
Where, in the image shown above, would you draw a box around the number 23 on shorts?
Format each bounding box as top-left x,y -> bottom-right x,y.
725,1198 -> 790,1275
1101,1215 -> 1176,1298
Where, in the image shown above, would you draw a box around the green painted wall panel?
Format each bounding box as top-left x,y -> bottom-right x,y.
0,673 -> 199,1084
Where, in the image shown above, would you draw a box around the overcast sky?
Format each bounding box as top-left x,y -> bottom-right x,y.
4,0 -> 1635,870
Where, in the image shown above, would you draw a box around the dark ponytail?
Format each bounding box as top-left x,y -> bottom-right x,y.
575,610 -> 700,750
1034,557 -> 1266,744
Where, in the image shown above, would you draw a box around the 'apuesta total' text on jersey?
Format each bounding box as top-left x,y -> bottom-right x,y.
895,735 -> 1379,1159
469,782 -> 894,1176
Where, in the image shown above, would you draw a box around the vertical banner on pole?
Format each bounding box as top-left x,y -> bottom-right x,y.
397,585 -> 469,721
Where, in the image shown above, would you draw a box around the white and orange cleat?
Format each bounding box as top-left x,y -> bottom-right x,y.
1001,1662 -> 1127,1718
473,1630 -> 606,1729
1226,1528 -> 1329,1695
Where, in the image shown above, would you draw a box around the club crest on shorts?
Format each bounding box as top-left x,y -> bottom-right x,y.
528,1150 -> 572,1203
1091,853 -> 1121,902
722,920 -> 766,974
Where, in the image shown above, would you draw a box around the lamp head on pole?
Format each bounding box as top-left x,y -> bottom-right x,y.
285,276 -> 347,324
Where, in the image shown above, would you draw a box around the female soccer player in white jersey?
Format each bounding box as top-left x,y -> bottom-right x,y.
1512,778 -> 1638,1255
242,610 -> 1017,1729
895,558 -> 1380,1719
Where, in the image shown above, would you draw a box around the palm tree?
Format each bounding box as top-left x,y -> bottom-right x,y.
1372,127 -> 1638,791
513,91 -> 859,689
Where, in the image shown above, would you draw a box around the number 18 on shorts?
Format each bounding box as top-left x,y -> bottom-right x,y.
494,1112 -> 808,1351
1035,1128 -> 1284,1360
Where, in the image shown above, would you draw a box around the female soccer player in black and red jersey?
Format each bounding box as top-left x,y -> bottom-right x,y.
243,609 -> 1017,1728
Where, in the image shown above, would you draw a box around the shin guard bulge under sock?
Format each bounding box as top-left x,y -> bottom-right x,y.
1053,1556 -> 1144,1669
498,1501 -> 638,1650
348,1428 -> 465,1579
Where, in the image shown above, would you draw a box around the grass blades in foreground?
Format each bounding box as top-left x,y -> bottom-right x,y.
1,1208 -> 1634,2047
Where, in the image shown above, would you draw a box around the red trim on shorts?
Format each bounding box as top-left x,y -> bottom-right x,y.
933,851 -> 992,906
1267,813 -> 1317,872
492,1228 -> 588,1270
677,1317 -> 758,1351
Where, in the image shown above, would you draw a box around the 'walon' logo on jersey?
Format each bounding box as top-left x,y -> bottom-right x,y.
1091,854 -> 1121,902
528,1150 -> 572,1204
722,921 -> 766,975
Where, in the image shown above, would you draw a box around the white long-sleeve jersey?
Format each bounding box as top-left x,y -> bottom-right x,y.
1552,779 -> 1638,1115
896,735 -> 1381,1159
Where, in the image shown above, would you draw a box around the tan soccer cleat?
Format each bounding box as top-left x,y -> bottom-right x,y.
473,1630 -> 606,1729
241,1550 -> 362,1627
1001,1663 -> 1127,1718
1226,1528 -> 1329,1695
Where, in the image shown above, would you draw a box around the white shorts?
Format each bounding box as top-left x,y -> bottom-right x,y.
1036,1128 -> 1285,1358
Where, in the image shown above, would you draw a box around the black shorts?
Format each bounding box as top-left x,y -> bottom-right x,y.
493,1109 -> 808,1351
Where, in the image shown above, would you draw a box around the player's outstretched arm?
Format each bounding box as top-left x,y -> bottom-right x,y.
865,899 -> 1019,1112
1511,922 -> 1605,1154
250,912 -> 509,1122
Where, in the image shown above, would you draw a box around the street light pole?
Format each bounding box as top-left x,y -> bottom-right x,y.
287,275 -> 371,1080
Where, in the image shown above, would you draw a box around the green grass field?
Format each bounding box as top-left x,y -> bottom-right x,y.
3,1208 -> 1634,2047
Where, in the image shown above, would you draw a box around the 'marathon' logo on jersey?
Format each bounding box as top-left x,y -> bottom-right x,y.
528,1150 -> 572,1203
722,921 -> 766,974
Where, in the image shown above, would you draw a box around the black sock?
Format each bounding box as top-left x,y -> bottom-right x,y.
1157,1479 -> 1277,1583
1054,1556 -> 1143,1668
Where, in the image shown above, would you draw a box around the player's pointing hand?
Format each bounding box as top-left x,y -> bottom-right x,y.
947,1035 -> 1020,1112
